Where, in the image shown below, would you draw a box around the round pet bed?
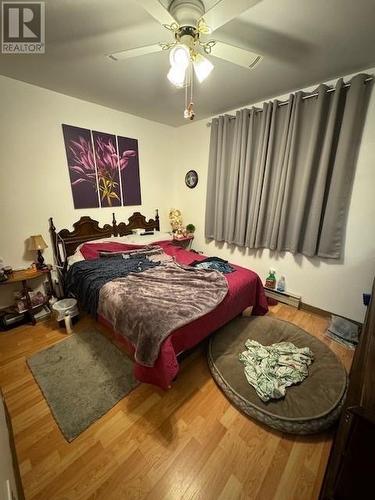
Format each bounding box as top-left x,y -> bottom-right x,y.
208,316 -> 347,434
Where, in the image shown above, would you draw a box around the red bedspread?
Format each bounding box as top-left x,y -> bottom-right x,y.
82,240 -> 268,389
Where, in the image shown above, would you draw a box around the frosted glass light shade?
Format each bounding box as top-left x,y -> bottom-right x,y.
193,53 -> 214,83
169,44 -> 190,69
167,65 -> 186,87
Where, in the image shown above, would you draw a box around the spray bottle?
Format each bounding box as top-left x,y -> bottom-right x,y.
265,269 -> 277,289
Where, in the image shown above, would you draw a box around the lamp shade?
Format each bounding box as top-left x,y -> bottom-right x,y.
28,234 -> 48,251
167,65 -> 186,88
193,53 -> 214,83
169,45 -> 190,70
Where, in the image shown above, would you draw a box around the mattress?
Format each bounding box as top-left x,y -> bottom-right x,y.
95,242 -> 268,389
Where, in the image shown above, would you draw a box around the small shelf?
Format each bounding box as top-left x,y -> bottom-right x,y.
264,286 -> 301,299
16,300 -> 49,315
264,286 -> 301,308
0,269 -> 47,285
0,267 -> 53,326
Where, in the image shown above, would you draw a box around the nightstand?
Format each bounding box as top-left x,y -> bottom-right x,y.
0,268 -> 53,325
172,236 -> 194,250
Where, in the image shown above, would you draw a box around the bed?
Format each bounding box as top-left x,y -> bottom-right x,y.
49,211 -> 268,389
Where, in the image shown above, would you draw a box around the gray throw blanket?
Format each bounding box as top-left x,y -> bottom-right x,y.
98,261 -> 228,367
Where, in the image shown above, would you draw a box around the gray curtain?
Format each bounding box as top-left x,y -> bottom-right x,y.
205,73 -> 371,258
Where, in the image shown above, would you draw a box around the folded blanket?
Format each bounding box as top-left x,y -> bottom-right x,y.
98,261 -> 228,367
239,340 -> 314,402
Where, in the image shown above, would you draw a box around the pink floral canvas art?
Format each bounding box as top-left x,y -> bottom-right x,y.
62,124 -> 142,209
92,131 -> 122,207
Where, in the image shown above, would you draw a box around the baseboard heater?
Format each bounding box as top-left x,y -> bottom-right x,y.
264,287 -> 301,309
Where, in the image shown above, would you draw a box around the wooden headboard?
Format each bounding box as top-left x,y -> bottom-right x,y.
49,210 -> 160,271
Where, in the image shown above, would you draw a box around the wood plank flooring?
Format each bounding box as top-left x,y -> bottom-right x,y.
0,304 -> 353,500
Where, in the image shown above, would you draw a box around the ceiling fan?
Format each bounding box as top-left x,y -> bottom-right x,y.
108,0 -> 262,118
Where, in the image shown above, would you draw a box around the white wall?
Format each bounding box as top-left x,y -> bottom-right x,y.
1,69 -> 374,322
172,68 -> 375,322
0,75 -> 177,307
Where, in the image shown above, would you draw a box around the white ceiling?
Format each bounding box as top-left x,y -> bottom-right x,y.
1,0 -> 374,127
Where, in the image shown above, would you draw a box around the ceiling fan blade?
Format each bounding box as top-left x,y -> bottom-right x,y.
202,0 -> 261,32
108,43 -> 163,61
137,0 -> 177,26
210,41 -> 262,69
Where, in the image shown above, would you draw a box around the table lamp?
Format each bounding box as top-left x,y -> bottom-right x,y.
28,235 -> 48,269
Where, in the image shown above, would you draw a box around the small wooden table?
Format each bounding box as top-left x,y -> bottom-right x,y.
0,268 -> 53,325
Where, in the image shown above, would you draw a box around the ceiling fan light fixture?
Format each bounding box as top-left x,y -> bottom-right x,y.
167,65 -> 186,88
169,44 -> 190,70
193,53 -> 214,83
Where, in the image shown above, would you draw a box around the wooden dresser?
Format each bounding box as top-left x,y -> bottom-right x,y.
320,279 -> 375,499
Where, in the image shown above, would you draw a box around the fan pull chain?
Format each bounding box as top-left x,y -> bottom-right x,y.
184,71 -> 188,115
190,64 -> 193,102
184,64 -> 195,121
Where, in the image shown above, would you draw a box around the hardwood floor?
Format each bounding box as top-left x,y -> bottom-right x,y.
0,305 -> 353,500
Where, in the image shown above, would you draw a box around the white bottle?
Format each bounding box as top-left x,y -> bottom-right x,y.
277,275 -> 286,292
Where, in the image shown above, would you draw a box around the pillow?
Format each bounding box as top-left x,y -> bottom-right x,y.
76,229 -> 173,251
125,233 -> 172,245
74,232 -> 172,254
67,251 -> 84,267
80,242 -> 146,260
75,237 -> 113,253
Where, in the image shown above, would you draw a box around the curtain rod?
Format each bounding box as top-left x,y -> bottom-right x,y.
207,75 -> 373,126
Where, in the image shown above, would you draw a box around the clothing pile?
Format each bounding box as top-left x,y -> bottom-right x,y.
239,340 -> 314,402
99,245 -> 173,263
190,256 -> 235,274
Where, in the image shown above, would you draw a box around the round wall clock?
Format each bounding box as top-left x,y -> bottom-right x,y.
185,170 -> 198,189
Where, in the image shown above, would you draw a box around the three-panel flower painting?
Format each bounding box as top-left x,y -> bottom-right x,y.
62,124 -> 142,209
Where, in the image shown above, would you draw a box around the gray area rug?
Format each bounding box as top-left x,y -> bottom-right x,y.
27,329 -> 138,441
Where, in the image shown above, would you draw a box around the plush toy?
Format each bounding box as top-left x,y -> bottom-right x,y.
184,102 -> 195,121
